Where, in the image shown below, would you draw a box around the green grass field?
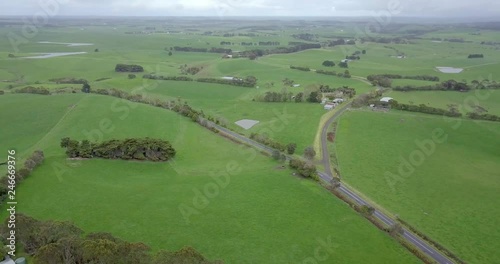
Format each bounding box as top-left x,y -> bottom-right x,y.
0,94 -> 419,263
2,18 -> 500,263
334,110 -> 500,263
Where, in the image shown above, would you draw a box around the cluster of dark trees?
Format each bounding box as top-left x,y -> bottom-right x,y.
142,74 -> 257,87
346,55 -> 360,60
0,150 -> 44,204
115,64 -> 144,73
317,69 -> 350,78
393,79 -> 470,92
468,54 -> 484,58
289,65 -> 311,71
359,37 -> 409,44
322,60 -> 335,67
316,69 -> 339,75
49,77 -> 88,84
390,101 -> 462,117
318,85 -> 356,98
180,65 -> 203,75
292,33 -> 317,41
196,76 -> 257,87
352,90 -> 384,108
15,86 -> 50,95
249,133 -> 287,152
60,137 -> 176,161
0,214 -> 221,264
238,41 -> 281,46
0,91 -> 4,95
172,46 -> 232,54
257,91 -> 302,103
466,112 -> 500,122
172,46 -> 207,52
338,61 -> 349,68
236,43 -> 321,59
328,38 -> 356,47
220,41 -> 231,45
142,74 -> 194,82
289,158 -> 316,178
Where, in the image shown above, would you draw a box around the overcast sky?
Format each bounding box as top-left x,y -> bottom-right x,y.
1,0 -> 499,17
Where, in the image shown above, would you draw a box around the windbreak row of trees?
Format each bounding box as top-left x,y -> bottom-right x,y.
249,133 -> 287,152
172,46 -> 232,54
115,64 -> 144,72
468,54 -> 484,58
14,86 -> 50,95
367,74 -> 440,87
289,65 -> 311,71
237,43 -> 322,59
393,79 -> 470,92
0,214 -> 222,264
142,74 -> 257,87
49,77 -> 88,84
466,112 -> 500,122
60,137 -> 176,161
0,150 -> 44,204
390,101 -> 462,117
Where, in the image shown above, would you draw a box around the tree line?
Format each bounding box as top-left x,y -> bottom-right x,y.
0,214 -> 222,264
468,54 -> 484,58
142,74 -> 258,88
0,150 -> 44,205
90,88 -> 230,134
172,46 -> 232,54
328,38 -> 356,47
367,74 -> 440,88
236,43 -> 322,59
60,137 -> 176,161
49,77 -> 88,84
289,65 -> 311,71
392,79 -> 473,92
390,100 -> 462,117
15,86 -> 50,95
115,64 -> 144,73
316,69 -> 351,79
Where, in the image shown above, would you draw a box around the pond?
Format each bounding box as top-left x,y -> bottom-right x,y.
38,41 -> 94,47
436,67 -> 463,73
23,52 -> 87,59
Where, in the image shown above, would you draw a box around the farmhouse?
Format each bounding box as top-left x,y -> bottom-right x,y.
333,98 -> 344,103
0,257 -> 15,264
324,103 -> 336,110
222,54 -> 233,59
293,84 -> 301,87
341,59 -> 349,63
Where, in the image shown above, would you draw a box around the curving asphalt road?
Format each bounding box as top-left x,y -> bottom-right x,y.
318,105 -> 454,264
206,109 -> 454,264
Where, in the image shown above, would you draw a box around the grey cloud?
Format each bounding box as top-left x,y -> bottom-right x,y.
0,0 -> 499,17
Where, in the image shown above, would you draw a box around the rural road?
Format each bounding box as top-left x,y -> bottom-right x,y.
206,108 -> 454,264
317,105 -> 454,264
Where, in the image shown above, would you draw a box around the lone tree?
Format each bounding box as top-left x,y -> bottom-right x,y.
339,61 -> 349,68
81,83 -> 91,93
322,60 -> 335,67
304,146 -> 316,160
168,51 -> 172,56
128,74 -> 136,79
94,48 -> 99,52
362,50 -> 366,54
286,143 -> 297,155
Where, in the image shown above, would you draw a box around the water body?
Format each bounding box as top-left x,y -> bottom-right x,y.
436,67 -> 464,73
23,52 -> 87,59
38,41 -> 94,47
